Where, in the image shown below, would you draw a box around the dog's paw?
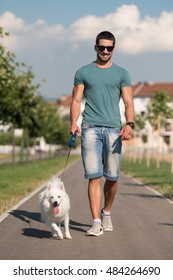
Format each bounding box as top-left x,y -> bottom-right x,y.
52,232 -> 63,240
58,232 -> 64,240
65,233 -> 72,239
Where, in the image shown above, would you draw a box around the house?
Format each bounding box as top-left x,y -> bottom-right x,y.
120,81 -> 173,120
56,95 -> 72,117
120,82 -> 173,153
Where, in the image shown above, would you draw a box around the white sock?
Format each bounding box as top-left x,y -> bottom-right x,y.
94,218 -> 101,223
103,209 -> 111,215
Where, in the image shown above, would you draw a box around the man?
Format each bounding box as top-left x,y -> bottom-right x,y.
70,31 -> 135,237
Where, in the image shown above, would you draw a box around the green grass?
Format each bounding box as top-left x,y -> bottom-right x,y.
0,155 -> 79,215
121,158 -> 173,200
1,154 -> 172,215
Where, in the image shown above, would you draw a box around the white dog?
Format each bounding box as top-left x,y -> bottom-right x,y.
39,176 -> 72,240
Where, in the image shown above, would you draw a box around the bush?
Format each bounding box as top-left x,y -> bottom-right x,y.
0,131 -> 21,145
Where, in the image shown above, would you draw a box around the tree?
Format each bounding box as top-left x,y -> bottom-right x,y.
0,27 -> 42,164
41,105 -> 70,150
146,91 -> 173,168
0,27 -> 23,165
0,27 -> 71,164
134,113 -> 146,163
0,27 -> 19,123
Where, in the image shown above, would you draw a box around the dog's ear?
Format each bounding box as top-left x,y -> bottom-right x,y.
59,181 -> 65,191
47,182 -> 52,190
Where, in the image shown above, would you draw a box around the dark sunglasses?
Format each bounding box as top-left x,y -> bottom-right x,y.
97,45 -> 114,52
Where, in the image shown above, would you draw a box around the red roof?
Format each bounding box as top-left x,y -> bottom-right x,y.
56,95 -> 72,107
133,82 -> 173,98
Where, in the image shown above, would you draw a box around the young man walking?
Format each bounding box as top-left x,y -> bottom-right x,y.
70,31 -> 135,236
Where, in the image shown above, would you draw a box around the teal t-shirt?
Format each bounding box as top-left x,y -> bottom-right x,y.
74,62 -> 131,128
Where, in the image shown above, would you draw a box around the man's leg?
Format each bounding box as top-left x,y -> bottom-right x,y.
101,179 -> 118,231
88,177 -> 102,219
101,127 -> 122,231
103,179 -> 118,212
86,177 -> 103,236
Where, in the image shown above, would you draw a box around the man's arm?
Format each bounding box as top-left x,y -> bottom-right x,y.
120,86 -> 135,140
70,84 -> 84,134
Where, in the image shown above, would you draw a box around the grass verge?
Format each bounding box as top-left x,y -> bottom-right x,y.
0,155 -> 79,215
121,158 -> 173,201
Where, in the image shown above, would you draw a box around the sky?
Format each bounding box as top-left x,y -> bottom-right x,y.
0,0 -> 173,100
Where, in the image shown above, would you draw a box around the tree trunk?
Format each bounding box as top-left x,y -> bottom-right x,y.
25,128 -> 30,163
12,127 -> 16,168
156,116 -> 161,168
146,128 -> 151,167
20,136 -> 24,163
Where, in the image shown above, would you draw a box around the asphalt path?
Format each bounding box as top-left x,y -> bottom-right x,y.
0,159 -> 172,260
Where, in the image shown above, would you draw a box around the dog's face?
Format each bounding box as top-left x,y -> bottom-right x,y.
49,188 -> 64,207
46,180 -> 65,208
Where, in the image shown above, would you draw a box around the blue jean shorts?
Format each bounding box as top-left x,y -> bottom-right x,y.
81,124 -> 122,181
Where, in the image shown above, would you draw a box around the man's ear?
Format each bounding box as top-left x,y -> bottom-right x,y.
94,45 -> 97,52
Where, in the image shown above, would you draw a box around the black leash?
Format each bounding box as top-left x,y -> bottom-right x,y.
60,131 -> 77,182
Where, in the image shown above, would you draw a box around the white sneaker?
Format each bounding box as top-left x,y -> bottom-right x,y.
86,222 -> 103,236
101,209 -> 113,231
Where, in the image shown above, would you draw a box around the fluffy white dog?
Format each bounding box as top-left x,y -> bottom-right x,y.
39,176 -> 72,240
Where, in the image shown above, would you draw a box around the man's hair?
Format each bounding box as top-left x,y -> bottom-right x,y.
96,31 -> 116,46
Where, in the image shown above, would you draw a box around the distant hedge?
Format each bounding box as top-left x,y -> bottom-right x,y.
0,131 -> 22,145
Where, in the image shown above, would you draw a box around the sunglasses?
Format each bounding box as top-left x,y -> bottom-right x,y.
97,45 -> 114,52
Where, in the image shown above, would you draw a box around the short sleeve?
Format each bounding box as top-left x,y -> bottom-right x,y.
121,69 -> 132,87
74,69 -> 84,85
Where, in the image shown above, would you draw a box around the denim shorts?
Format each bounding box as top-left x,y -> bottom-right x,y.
81,124 -> 122,181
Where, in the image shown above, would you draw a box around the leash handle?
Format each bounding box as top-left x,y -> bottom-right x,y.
68,131 -> 77,147
61,131 -> 77,181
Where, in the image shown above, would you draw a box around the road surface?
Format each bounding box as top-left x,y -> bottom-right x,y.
0,159 -> 172,260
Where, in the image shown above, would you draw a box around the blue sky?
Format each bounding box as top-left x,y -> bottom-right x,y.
1,0 -> 173,100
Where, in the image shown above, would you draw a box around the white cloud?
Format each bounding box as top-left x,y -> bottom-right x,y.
0,11 -> 24,30
68,4 -> 173,54
0,11 -> 65,51
0,5 -> 173,55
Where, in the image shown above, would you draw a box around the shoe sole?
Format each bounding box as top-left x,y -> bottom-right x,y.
103,228 -> 113,232
86,230 -> 103,237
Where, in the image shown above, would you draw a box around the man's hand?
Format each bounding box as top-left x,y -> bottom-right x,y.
120,125 -> 133,140
70,124 -> 80,135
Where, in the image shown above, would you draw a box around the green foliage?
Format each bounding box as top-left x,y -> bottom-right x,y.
134,113 -> 146,132
0,28 -> 40,128
0,28 -> 17,124
0,131 -> 20,145
0,131 -> 35,147
0,26 -> 70,148
146,91 -> 173,130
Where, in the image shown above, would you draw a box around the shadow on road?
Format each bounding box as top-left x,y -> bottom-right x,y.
8,209 -> 91,238
119,192 -> 165,199
158,222 -> 173,227
22,220 -> 91,240
9,209 -> 41,224
22,228 -> 52,239
69,220 -> 91,233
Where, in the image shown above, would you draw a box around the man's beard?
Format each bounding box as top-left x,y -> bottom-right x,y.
97,53 -> 112,63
